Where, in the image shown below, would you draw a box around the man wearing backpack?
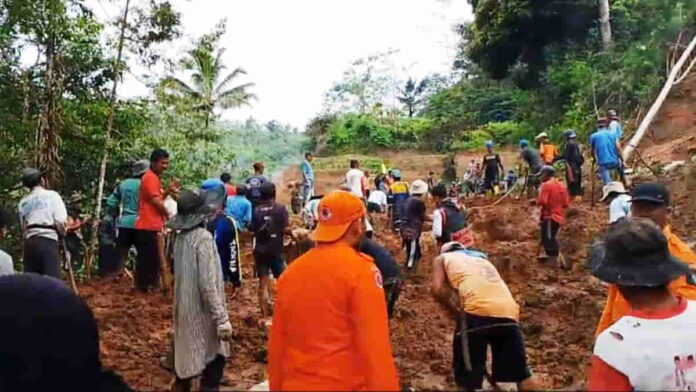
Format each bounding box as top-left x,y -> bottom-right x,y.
249,182 -> 290,320
430,184 -> 468,247
246,162 -> 269,209
402,180 -> 429,271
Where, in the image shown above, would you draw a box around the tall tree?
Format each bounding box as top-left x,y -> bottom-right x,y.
323,50 -> 398,114
86,0 -> 181,276
598,0 -> 613,50
465,0 -> 597,83
160,26 -> 256,128
397,77 -> 430,117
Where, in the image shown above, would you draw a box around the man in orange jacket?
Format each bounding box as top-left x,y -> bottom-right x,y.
268,190 -> 400,391
595,183 -> 696,335
535,132 -> 559,165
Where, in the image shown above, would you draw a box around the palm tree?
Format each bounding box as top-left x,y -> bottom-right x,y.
397,77 -> 430,118
161,47 -> 256,127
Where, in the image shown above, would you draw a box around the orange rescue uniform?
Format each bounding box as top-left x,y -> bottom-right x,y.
595,225 -> 696,335
268,242 -> 400,391
539,142 -> 559,165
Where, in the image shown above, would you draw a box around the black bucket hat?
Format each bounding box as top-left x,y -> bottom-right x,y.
166,185 -> 226,231
587,218 -> 691,286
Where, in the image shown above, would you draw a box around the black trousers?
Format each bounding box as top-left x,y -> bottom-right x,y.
217,221 -> 241,287
453,314 -> 531,391
134,230 -> 161,291
540,219 -> 561,257
23,236 -> 61,278
383,277 -> 403,319
566,164 -> 583,197
174,354 -> 226,392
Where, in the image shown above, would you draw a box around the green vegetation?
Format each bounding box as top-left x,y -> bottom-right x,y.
308,0 -> 696,153
0,4 -> 305,261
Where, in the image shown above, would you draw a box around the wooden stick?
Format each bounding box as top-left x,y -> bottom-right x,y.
157,232 -> 172,293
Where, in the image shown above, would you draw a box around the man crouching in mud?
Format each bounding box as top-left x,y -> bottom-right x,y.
431,238 -> 540,392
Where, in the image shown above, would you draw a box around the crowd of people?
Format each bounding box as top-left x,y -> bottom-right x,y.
1,106 -> 696,391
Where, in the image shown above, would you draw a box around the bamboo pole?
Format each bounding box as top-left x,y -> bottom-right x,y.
623,34 -> 696,162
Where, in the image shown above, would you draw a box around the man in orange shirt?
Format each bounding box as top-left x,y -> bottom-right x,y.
594,183 -> 696,335
535,132 -> 559,165
268,190 -> 399,391
536,165 -> 570,269
134,149 -> 178,292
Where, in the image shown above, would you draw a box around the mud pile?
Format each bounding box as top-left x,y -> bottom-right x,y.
83,196 -> 610,391
381,199 -> 609,390
82,246 -> 269,391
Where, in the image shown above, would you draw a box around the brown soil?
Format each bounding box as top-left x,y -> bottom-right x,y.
638,74 -> 696,163
81,149 -> 616,391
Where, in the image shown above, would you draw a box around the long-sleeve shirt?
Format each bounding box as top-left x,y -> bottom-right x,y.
225,195 -> 252,229
563,140 -> 585,167
105,178 -> 141,229
595,225 -> 696,335
269,242 -> 400,391
173,227 -> 230,379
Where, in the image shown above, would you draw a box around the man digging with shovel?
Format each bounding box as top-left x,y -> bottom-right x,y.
431,237 -> 540,392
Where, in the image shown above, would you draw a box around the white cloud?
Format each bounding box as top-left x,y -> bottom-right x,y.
90,0 -> 472,128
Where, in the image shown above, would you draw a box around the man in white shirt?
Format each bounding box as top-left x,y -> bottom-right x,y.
345,159 -> 365,199
0,208 -> 14,276
17,168 -> 67,278
367,189 -> 388,213
601,182 -> 631,224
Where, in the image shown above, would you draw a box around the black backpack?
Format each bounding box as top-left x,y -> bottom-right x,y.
438,200 -> 468,244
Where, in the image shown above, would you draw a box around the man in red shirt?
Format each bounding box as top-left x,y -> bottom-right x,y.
134,149 -> 177,292
536,165 -> 570,269
268,190 -> 399,391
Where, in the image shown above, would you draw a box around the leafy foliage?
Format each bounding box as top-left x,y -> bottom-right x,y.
158,21 -> 256,127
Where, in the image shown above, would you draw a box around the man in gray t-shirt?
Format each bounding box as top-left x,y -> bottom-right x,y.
0,208 -> 15,276
519,140 -> 543,197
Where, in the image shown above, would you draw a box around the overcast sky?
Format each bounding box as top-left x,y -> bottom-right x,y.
90,0 -> 472,128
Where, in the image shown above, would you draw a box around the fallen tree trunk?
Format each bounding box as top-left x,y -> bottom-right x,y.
623,34 -> 696,162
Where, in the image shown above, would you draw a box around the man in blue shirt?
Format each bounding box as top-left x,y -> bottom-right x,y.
608,109 -> 623,140
590,118 -> 623,185
300,152 -> 315,205
245,162 -> 269,208
225,185 -> 252,230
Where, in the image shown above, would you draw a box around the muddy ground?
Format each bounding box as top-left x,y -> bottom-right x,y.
81,191 -> 614,391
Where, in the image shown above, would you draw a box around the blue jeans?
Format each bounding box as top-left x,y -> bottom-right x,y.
599,163 -> 618,185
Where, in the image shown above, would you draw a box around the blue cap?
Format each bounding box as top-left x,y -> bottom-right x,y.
200,178 -> 225,191
484,140 -> 494,148
519,139 -> 529,148
391,169 -> 402,179
563,129 -> 577,139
